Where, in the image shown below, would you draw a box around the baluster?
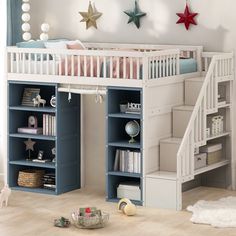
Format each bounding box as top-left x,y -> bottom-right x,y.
130,57 -> 133,79
97,56 -> 100,78
103,56 -> 106,78
52,55 -> 56,75
65,55 -> 68,76
10,53 -> 13,73
163,56 -> 166,77
84,55 -> 87,77
110,56 -> 113,79
116,57 -> 119,79
22,53 -> 25,74
40,53 -> 43,75
28,53 -> 31,74
159,56 -> 162,78
58,56 -> 62,76
166,56 -> 169,77
123,57 -> 126,79
173,55 -> 176,75
137,58 -> 140,80
46,54 -> 49,75
90,56 -> 93,77
151,57 -> 155,79
34,54 -> 37,74
71,55 -> 75,76
77,55 -> 81,76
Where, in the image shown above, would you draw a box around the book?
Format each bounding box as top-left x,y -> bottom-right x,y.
127,151 -> 134,173
32,159 -> 52,163
21,88 -> 40,107
18,127 -> 43,134
113,149 -> 120,171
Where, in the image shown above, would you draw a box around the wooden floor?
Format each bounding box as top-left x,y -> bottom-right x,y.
1,186 -> 236,236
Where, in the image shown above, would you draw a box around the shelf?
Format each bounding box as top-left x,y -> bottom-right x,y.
11,186 -> 56,195
108,113 -> 141,119
9,106 -> 56,113
206,132 -> 230,141
9,133 -> 56,141
107,198 -> 143,206
206,103 -> 231,114
194,160 -> 230,175
108,141 -> 141,149
218,103 -> 231,109
108,171 -> 141,178
9,160 -> 56,169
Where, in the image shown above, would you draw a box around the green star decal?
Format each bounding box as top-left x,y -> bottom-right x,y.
124,1 -> 146,29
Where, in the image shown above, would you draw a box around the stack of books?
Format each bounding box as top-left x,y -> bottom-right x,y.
42,173 -> 56,190
43,114 -> 56,136
113,149 -> 141,174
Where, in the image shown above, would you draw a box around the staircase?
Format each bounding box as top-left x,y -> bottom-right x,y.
145,53 -> 234,210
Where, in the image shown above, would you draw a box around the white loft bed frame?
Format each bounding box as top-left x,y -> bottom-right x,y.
5,43 -> 234,210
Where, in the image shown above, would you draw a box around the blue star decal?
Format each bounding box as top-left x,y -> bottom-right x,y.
124,1 -> 146,29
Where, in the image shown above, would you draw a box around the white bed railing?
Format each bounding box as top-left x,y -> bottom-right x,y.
177,53 -> 234,183
7,47 -> 181,81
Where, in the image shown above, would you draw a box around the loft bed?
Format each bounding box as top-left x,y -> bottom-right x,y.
6,43 -> 203,88
7,43 -> 234,210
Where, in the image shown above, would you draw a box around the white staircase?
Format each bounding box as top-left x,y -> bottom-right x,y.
145,53 -> 234,210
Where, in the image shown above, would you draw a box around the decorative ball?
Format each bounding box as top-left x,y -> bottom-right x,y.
125,120 -> 140,140
22,13 -> 31,22
41,23 -> 50,32
123,204 -> 137,216
40,33 -> 49,41
21,23 -> 31,32
22,3 -> 30,12
22,0 -> 30,2
23,32 -> 31,41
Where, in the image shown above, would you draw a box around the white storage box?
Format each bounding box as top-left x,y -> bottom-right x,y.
117,182 -> 141,201
201,143 -> 223,165
194,153 -> 207,170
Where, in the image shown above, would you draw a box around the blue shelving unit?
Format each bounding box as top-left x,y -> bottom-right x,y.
106,87 -> 143,205
8,81 -> 81,195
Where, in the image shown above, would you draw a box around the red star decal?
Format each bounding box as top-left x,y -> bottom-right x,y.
176,4 -> 198,30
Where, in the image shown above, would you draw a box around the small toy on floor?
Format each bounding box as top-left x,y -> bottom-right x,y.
118,198 -> 137,216
54,217 -> 71,228
0,184 -> 11,208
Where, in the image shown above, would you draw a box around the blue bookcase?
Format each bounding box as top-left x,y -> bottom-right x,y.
106,87 -> 143,205
8,81 -> 81,195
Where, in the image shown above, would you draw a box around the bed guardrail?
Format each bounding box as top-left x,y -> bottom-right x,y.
7,47 -> 181,82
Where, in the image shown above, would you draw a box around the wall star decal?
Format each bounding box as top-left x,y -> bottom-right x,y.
124,0 -> 146,29
79,1 -> 102,29
176,3 -> 198,30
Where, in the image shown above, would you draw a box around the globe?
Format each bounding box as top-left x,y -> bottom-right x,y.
125,120 -> 140,143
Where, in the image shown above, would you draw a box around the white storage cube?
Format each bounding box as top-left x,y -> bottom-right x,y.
194,153 -> 207,169
117,182 -> 141,201
160,138 -> 182,172
173,106 -> 193,138
185,77 -> 204,106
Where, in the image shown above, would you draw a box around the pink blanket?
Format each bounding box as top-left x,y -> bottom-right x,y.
61,56 -> 140,79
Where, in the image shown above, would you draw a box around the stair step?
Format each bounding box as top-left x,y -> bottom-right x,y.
172,105 -> 194,138
185,77 -> 204,106
146,171 -> 177,180
160,137 -> 182,172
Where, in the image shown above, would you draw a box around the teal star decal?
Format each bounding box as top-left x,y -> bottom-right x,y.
124,1 -> 146,29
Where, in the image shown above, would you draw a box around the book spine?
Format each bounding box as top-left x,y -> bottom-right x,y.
138,152 -> 141,174
45,114 -> 49,136
54,116 -> 56,136
113,149 -> 120,171
43,114 -> 46,135
133,152 -> 138,173
127,151 -> 133,173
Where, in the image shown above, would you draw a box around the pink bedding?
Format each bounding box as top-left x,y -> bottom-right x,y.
60,56 -> 140,79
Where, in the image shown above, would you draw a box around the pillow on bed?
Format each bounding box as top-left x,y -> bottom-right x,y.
66,40 -> 86,49
16,40 -> 47,60
44,41 -> 68,61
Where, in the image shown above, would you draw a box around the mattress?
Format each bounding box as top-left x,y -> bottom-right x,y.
12,58 -> 197,78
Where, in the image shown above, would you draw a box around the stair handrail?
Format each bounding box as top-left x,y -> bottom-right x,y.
176,53 -> 234,181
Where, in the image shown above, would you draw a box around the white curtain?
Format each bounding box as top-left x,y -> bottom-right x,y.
0,0 -> 7,182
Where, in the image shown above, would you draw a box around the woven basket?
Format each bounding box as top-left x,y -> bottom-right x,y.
18,169 -> 45,188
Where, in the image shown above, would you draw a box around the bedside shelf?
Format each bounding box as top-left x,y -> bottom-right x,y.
108,141 -> 141,149
206,132 -> 230,141
108,113 -> 141,119
9,160 -> 56,169
9,106 -> 56,113
11,186 -> 56,195
108,171 -> 141,178
9,133 -> 56,141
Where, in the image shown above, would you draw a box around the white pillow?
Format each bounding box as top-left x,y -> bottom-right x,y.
66,40 -> 86,49
44,41 -> 68,61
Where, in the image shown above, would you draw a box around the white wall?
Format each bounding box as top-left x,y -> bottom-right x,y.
29,0 -> 236,190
